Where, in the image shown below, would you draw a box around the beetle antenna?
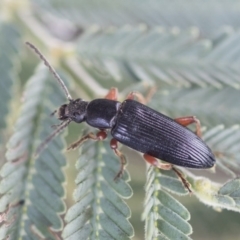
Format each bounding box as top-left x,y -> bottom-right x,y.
26,42 -> 73,101
51,120 -> 67,129
35,119 -> 71,157
50,110 -> 57,116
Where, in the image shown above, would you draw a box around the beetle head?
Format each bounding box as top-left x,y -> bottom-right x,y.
58,98 -> 88,123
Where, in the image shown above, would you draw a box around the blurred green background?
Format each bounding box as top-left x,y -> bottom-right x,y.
1,0 -> 240,239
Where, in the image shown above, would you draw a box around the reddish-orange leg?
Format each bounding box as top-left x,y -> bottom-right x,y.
126,86 -> 156,104
143,153 -> 172,170
104,87 -> 118,100
106,88 -> 128,180
67,130 -> 107,150
143,153 -> 192,193
174,116 -> 202,137
106,86 -> 156,104
110,138 -> 127,180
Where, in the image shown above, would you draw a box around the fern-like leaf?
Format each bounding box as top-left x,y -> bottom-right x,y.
189,176 -> 240,213
143,124 -> 240,238
143,166 -> 192,240
0,65 -> 67,239
63,140 -> 133,240
152,87 -> 240,127
0,21 -> 21,143
73,27 -> 240,89
201,125 -> 240,177
32,0 -> 240,36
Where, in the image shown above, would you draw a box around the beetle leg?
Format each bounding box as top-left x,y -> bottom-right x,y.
67,130 -> 107,150
126,86 -> 156,104
174,116 -> 202,137
110,138 -> 127,180
143,153 -> 172,170
105,87 -> 118,100
172,167 -> 192,193
143,153 -> 192,193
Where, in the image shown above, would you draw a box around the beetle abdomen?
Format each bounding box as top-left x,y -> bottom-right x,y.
111,99 -> 215,168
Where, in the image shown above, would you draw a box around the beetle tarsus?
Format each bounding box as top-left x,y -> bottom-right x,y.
172,167 -> 192,193
113,150 -> 127,181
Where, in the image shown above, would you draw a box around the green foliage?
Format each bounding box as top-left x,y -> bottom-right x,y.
76,27 -> 240,89
0,65 -> 67,239
143,167 -> 192,239
0,1 -> 240,240
63,141 -> 133,240
31,0 -> 240,36
0,21 -> 21,143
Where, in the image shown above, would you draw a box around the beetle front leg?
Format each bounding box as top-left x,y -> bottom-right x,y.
67,130 -> 107,150
110,138 -> 127,180
143,153 -> 192,193
174,116 -> 202,137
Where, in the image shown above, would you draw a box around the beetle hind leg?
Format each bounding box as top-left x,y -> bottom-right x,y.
143,153 -> 192,193
110,138 -> 127,180
172,167 -> 192,193
174,116 -> 202,138
143,153 -> 172,170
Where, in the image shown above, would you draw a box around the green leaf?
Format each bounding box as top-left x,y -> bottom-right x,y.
202,125 -> 240,177
190,177 -> 240,213
143,166 -> 192,240
72,27 -> 240,90
0,65 -> 67,239
62,141 -> 134,240
0,21 -> 21,142
32,0 -> 240,36
151,87 -> 240,127
142,124 -> 240,238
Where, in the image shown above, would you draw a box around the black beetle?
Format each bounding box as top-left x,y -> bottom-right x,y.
26,42 -> 216,192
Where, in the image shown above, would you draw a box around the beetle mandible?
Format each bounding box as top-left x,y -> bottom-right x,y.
26,42 -> 216,193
